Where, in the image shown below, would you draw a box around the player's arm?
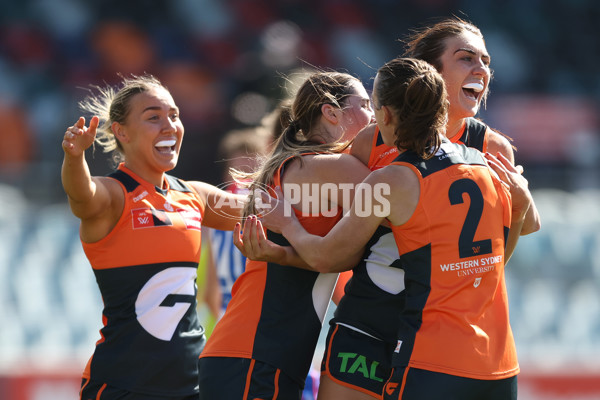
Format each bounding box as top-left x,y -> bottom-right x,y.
188,181 -> 246,231
487,130 -> 541,235
259,166 -> 411,273
281,152 -> 371,212
62,116 -> 124,242
235,153 -> 373,270
485,152 -> 533,262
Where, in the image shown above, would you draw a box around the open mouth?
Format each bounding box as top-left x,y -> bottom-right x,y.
462,82 -> 484,101
155,139 -> 177,154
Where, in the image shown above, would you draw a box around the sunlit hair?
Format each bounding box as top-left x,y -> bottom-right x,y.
373,57 -> 448,159
237,71 -> 361,217
78,74 -> 166,164
260,98 -> 293,147
402,16 -> 491,107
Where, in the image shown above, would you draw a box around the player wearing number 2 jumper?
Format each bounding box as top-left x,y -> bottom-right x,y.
382,139 -> 516,400
61,75 -> 244,399
252,58 -> 533,400
317,119 -> 492,400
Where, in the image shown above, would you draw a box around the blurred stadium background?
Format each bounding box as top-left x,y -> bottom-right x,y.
0,1 -> 599,399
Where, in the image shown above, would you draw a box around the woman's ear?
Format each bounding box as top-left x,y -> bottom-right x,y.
382,105 -> 393,126
321,103 -> 340,125
112,121 -> 129,143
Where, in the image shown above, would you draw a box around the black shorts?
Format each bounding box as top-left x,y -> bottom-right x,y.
383,366 -> 518,400
198,357 -> 304,400
321,323 -> 394,399
80,378 -> 198,400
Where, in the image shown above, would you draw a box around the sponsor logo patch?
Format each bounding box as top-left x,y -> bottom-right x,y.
177,208 -> 202,231
131,208 -> 173,229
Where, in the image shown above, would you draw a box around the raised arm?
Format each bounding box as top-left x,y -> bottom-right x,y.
61,116 -> 124,242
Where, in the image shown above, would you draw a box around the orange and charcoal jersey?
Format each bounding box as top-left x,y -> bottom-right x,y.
367,117 -> 489,171
333,118 -> 492,340
388,139 -> 518,380
81,164 -> 205,397
200,153 -> 343,384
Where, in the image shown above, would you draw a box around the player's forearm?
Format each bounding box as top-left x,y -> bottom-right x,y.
505,207 -> 528,264
277,246 -> 314,270
519,202 -> 541,235
61,153 -> 95,204
281,218 -> 358,273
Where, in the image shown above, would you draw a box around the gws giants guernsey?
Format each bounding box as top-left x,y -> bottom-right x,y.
334,119 -> 492,342
200,153 -> 342,384
367,118 -> 489,171
81,164 -> 205,397
389,140 -> 517,380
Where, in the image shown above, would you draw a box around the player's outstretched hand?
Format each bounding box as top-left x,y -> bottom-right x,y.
62,116 -> 99,157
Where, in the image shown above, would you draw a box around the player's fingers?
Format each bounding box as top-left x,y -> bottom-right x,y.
62,139 -> 74,151
67,122 -> 88,139
246,216 -> 260,251
495,152 -> 519,172
254,219 -> 270,255
243,216 -> 260,255
75,116 -> 86,129
485,153 -> 509,180
87,116 -> 100,136
233,222 -> 243,248
234,220 -> 256,258
256,219 -> 267,243
484,152 -> 500,168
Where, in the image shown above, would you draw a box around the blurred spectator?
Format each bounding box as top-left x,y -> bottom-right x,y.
0,101 -> 35,180
91,20 -> 156,80
0,0 -> 597,196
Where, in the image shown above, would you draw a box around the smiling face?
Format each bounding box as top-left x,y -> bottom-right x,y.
438,31 -> 491,125
115,86 -> 184,186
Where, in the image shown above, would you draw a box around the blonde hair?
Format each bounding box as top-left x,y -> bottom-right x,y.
260,98 -> 293,147
79,74 -> 166,164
